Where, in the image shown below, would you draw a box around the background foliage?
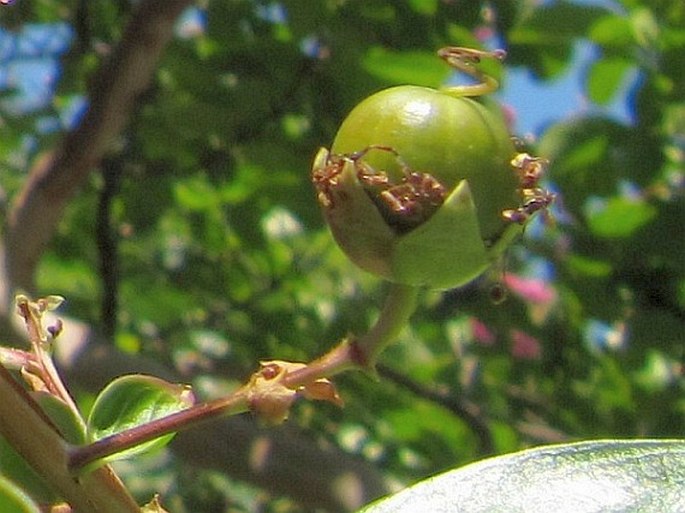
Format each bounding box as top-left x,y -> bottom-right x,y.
1,0 -> 684,511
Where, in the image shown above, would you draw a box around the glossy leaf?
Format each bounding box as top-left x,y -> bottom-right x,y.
87,375 -> 194,464
358,440 -> 685,513
361,47 -> 450,87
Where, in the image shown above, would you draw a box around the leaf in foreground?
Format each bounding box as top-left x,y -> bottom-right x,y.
358,439 -> 685,513
86,374 -> 194,464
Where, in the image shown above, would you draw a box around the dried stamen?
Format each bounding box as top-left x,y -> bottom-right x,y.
502,152 -> 555,224
313,144 -> 448,232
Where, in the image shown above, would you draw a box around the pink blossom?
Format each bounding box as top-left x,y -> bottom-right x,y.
471,318 -> 496,346
511,329 -> 542,360
504,273 -> 556,304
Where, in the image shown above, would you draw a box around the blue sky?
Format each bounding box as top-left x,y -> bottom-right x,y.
499,0 -> 634,136
0,21 -> 73,114
498,40 -> 636,137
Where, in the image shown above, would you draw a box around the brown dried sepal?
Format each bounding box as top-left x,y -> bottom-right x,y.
246,360 -> 343,425
141,495 -> 171,513
21,366 -> 49,393
299,378 -> 344,407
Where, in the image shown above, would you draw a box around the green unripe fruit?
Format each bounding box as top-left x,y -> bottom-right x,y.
332,85 -> 518,243
311,58 -> 543,290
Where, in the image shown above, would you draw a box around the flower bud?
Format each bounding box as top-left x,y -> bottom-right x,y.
312,82 -> 542,289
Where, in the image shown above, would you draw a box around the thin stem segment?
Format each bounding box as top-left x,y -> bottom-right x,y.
283,283 -> 420,387
437,46 -> 505,97
355,283 -> 420,366
69,283 -> 420,473
68,389 -> 250,473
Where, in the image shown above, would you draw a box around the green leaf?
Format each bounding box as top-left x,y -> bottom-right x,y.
586,57 -> 634,105
631,7 -> 660,49
514,1 -> 608,41
361,47 -> 450,87
358,440 -> 685,513
566,254 -> 613,278
588,15 -> 634,47
0,476 -> 41,513
87,375 -> 194,464
538,117 -> 658,212
407,0 -> 438,16
508,1 -> 608,78
584,197 -> 657,238
174,174 -> 220,212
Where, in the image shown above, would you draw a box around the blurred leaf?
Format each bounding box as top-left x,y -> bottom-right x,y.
509,1 -> 608,78
628,308 -> 685,357
445,24 -> 484,50
407,0 -> 438,16
361,47 -> 450,87
566,254 -> 612,278
0,476 -> 40,513
358,440 -> 685,512
588,15 -> 634,48
586,57 -> 634,105
87,375 -> 195,466
119,280 -> 195,327
626,200 -> 685,275
539,117 -> 661,212
174,174 -> 220,212
514,1 -> 608,41
35,254 -> 98,304
584,197 -> 657,238
631,7 -> 660,49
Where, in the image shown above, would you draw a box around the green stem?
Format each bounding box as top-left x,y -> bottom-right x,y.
15,298 -> 86,432
283,282 -> 420,387
355,283 -> 420,366
68,389 -> 250,473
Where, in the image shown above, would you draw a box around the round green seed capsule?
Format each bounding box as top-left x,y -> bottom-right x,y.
312,56 -> 530,290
